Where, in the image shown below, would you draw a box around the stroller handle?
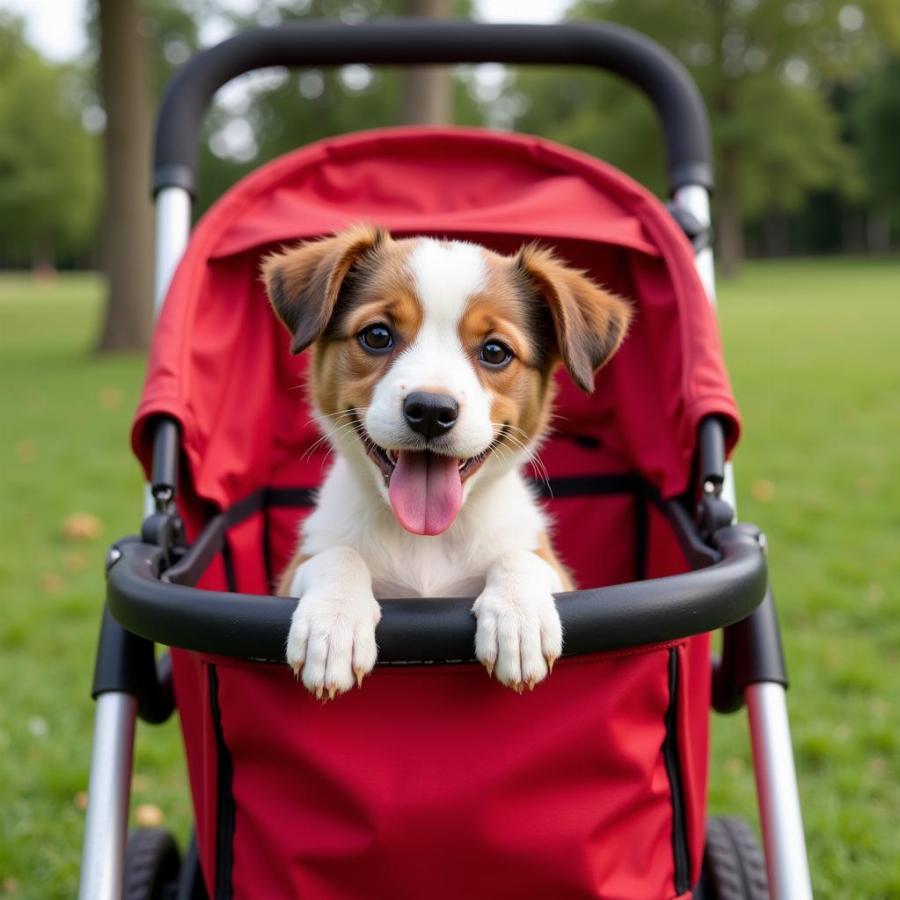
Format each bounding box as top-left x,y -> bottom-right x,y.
107,525 -> 765,665
154,20 -> 712,199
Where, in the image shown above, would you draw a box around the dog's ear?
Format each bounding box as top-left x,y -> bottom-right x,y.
262,223 -> 387,355
516,244 -> 632,393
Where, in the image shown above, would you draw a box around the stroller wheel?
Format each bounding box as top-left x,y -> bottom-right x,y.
700,816 -> 769,900
124,827 -> 182,900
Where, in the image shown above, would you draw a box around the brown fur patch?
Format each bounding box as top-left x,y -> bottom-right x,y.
277,551 -> 309,595
534,531 -> 575,591
305,239 -> 423,421
516,244 -> 632,393
261,223 -> 386,355
457,254 -> 560,460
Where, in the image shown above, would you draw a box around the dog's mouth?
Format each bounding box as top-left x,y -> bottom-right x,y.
349,414 -> 505,536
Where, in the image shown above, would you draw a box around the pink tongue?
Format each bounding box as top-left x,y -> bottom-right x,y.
388,451 -> 463,536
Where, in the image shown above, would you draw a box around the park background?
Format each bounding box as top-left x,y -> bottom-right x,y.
1,0 -> 898,897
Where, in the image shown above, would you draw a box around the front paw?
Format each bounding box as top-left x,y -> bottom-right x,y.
286,591 -> 380,699
472,586 -> 563,692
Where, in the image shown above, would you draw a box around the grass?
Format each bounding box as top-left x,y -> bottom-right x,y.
1,259 -> 898,898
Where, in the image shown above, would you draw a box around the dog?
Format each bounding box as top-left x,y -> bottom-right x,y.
263,224 -> 630,698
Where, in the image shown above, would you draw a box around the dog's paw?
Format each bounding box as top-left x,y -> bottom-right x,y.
287,591 -> 380,698
473,572 -> 563,692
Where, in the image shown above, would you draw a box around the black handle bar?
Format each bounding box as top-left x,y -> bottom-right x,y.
154,20 -> 713,199
107,525 -> 765,665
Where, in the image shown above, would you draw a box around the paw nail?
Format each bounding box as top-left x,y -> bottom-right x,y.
354,668 -> 365,688
327,686 -> 337,700
315,686 -> 324,700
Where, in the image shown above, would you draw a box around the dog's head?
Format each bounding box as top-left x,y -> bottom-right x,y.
263,224 -> 630,536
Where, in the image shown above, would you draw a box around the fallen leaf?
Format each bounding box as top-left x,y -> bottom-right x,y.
14,439 -> 36,463
74,790 -> 88,811
99,386 -> 123,410
135,803 -> 164,827
750,479 -> 775,503
62,551 -> 88,573
61,512 -> 103,542
864,582 -> 884,605
2,877 -> 20,895
133,773 -> 150,793
39,572 -> 64,594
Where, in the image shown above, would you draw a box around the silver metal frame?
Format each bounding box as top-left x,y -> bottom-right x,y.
80,177 -> 813,898
672,184 -> 814,899
78,187 -> 193,900
77,694 -> 139,900
747,682 -> 814,899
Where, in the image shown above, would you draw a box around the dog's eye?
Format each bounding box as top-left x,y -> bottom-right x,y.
480,340 -> 513,368
358,324 -> 394,352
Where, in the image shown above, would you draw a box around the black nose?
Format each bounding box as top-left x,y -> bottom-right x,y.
403,391 -> 459,440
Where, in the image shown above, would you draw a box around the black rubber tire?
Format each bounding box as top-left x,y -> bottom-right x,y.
701,816 -> 769,900
123,827 -> 182,900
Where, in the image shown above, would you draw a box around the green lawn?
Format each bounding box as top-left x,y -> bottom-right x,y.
1,260 -> 898,898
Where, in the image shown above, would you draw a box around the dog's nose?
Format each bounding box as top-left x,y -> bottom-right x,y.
403,392 -> 459,440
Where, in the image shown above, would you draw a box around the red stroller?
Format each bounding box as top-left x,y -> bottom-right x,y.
80,21 -> 813,900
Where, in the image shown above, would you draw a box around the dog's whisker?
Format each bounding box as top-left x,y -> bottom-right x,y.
494,429 -> 552,495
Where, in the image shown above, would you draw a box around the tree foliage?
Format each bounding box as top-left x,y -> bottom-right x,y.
0,16 -> 99,265
507,0 -> 899,269
851,57 -> 900,222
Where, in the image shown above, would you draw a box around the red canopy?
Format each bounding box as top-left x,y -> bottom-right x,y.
134,126 -> 739,508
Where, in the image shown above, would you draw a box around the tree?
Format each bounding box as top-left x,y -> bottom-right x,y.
0,16 -> 99,269
508,0 -> 898,274
400,0 -> 454,125
851,57 -> 900,234
95,0 -> 155,353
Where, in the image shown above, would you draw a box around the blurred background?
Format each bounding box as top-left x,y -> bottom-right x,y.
0,1 -> 897,898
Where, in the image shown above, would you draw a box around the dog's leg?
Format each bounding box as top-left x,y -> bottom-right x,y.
285,547 -> 381,698
473,551 -> 564,692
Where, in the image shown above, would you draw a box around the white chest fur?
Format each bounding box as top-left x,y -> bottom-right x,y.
299,456 -> 548,600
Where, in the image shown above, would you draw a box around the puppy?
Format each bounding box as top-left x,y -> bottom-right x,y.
263,225 -> 630,697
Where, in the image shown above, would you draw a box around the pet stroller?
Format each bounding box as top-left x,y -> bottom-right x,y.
80,21 -> 813,900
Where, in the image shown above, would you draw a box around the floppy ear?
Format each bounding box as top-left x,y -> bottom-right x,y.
261,223 -> 386,355
516,244 -> 632,393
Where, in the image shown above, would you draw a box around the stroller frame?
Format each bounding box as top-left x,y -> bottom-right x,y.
79,21 -> 813,900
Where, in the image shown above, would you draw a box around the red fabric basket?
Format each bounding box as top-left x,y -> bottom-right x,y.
133,127 -> 740,899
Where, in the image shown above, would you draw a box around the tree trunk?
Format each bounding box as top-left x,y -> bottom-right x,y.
95,0 -> 155,353
841,209 -> 866,254
865,210 -> 892,254
715,149 -> 744,277
761,208 -> 790,258
399,0 -> 453,125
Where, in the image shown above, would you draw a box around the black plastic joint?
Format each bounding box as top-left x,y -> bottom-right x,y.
141,512 -> 184,563
150,417 -> 180,510
698,416 -> 726,493
668,161 -> 714,194
713,583 -> 789,714
152,163 -> 197,199
91,606 -> 175,724
666,204 -> 713,253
